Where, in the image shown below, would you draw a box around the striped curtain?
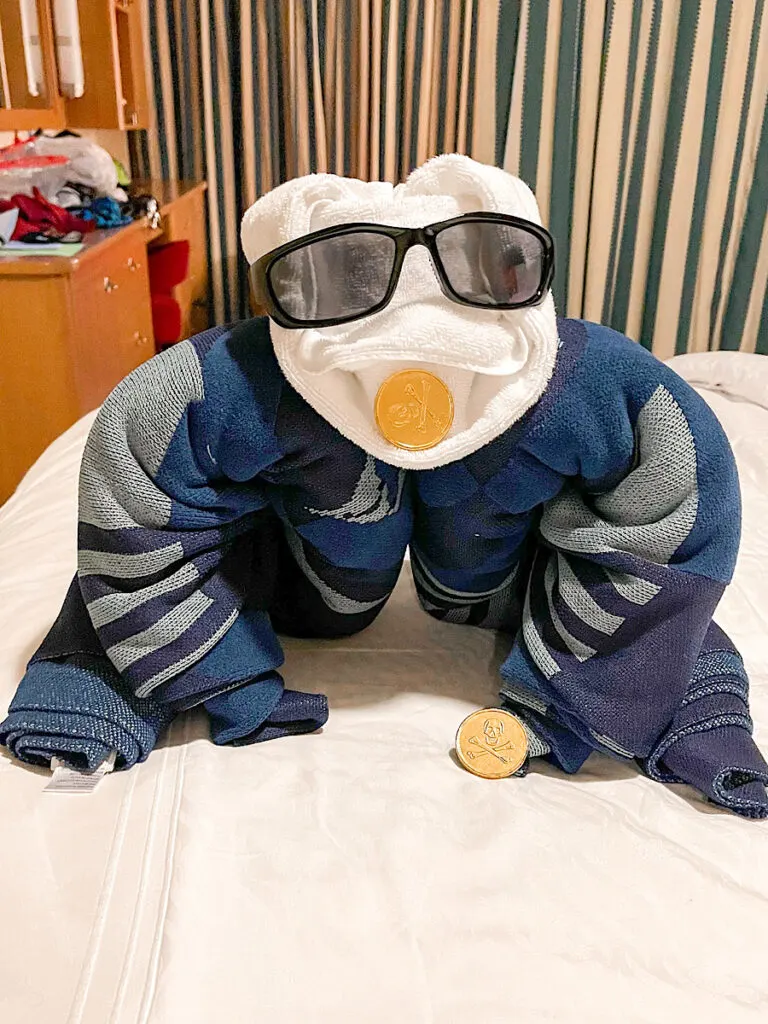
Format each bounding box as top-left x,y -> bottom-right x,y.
131,0 -> 768,356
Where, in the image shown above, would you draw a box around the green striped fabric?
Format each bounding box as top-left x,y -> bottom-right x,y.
130,0 -> 768,355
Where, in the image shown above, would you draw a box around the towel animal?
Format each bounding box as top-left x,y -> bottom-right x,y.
3,155 -> 766,817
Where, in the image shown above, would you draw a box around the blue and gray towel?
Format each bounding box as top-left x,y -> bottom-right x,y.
2,317 -> 766,817
0,579 -> 328,770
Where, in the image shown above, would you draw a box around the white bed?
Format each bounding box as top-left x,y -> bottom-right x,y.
1,352 -> 767,1023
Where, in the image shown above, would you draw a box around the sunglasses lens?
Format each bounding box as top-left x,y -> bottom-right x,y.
268,231 -> 397,325
435,220 -> 546,306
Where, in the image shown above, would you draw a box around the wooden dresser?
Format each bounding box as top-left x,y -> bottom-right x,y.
0,180 -> 208,504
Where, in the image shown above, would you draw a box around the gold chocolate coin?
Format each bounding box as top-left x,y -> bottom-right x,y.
374,369 -> 454,450
455,708 -> 528,779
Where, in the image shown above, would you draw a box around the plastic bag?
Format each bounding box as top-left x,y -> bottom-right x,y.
31,134 -> 120,198
0,140 -> 70,201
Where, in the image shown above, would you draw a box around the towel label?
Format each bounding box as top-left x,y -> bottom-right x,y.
44,750 -> 117,794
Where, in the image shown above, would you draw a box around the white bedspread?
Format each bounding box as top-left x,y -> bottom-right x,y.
1,352 -> 767,1023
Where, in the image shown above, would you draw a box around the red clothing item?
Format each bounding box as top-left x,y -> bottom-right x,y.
0,187 -> 94,240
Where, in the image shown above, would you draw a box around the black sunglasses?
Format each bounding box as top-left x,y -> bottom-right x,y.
250,212 -> 555,329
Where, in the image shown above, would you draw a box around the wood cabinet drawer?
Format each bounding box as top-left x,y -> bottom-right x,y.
0,275 -> 77,504
0,181 -> 206,506
69,237 -> 155,412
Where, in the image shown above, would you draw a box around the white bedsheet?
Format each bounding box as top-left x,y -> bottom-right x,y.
1,354 -> 767,1023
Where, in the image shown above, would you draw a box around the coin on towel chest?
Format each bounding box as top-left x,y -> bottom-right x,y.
455,708 -> 528,779
374,369 -> 454,450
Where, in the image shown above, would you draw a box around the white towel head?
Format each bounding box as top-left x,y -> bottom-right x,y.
241,153 -> 559,469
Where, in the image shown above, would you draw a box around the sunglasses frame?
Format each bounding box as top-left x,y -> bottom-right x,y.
249,212 -> 555,330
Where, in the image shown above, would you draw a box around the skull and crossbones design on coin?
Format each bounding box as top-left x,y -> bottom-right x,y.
467,716 -> 518,764
375,369 -> 454,450
455,709 -> 528,778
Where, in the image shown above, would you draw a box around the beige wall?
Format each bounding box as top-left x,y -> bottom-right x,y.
77,129 -> 130,168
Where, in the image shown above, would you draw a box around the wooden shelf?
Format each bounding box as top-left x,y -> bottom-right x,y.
1,0 -> 148,131
64,0 -> 148,130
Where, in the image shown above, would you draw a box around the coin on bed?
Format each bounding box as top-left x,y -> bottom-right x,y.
374,369 -> 454,450
455,708 -> 528,779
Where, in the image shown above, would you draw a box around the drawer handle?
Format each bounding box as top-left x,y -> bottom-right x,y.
127,257 -> 141,272
104,277 -> 118,293
133,331 -> 149,347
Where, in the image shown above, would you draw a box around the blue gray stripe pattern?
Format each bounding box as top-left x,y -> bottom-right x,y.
76,319 -> 412,707
411,317 -> 749,784
3,314 -> 767,816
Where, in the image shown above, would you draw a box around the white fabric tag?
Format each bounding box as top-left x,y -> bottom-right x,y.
44,750 -> 117,793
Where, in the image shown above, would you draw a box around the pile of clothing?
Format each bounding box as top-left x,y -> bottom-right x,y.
0,131 -> 134,243
0,187 -> 94,244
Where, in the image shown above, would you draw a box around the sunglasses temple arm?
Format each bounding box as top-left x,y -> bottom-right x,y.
250,264 -> 270,311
